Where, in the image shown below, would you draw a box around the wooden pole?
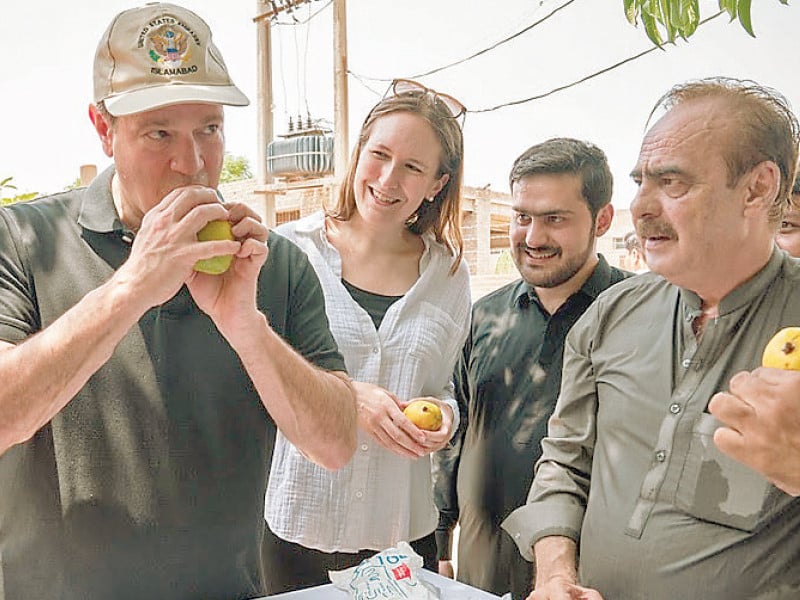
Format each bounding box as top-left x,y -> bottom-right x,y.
79,164 -> 97,187
332,0 -> 349,181
256,0 -> 276,228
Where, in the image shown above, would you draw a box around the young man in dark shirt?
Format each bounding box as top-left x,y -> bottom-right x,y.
434,138 -> 628,600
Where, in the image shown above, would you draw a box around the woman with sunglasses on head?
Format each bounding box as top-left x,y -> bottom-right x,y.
261,80 -> 471,593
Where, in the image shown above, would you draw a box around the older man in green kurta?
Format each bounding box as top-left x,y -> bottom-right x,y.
503,78 -> 800,600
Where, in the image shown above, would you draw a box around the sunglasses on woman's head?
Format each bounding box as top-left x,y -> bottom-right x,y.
386,79 -> 467,123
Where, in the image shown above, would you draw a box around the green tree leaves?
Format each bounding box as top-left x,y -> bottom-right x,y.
625,0 -> 790,46
1,177 -> 37,205
626,0 -> 700,45
219,154 -> 252,183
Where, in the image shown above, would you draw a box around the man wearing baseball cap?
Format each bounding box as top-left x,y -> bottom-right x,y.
0,4 -> 356,599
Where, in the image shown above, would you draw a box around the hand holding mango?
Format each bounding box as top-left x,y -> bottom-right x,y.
403,400 -> 443,431
762,327 -> 800,370
194,220 -> 235,275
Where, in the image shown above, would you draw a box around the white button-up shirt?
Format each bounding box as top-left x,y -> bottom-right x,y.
265,211 -> 471,552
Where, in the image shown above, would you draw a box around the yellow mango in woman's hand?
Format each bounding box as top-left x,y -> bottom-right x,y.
403,400 -> 443,431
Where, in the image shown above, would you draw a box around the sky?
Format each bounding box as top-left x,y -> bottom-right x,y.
2,0 -> 798,211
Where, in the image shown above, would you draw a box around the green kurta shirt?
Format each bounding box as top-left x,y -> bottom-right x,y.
503,249 -> 800,600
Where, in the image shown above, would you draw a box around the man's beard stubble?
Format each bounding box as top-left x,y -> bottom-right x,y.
515,235 -> 596,289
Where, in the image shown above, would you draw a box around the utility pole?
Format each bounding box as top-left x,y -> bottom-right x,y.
254,0 -> 275,227
253,0 -> 349,226
253,0 -> 316,227
333,0 -> 349,180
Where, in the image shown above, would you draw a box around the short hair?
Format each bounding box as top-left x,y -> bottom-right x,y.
95,100 -> 117,128
650,77 -> 800,223
508,138 -> 613,218
329,92 -> 464,272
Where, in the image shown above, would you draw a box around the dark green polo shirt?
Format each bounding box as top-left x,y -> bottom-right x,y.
0,168 -> 345,600
434,256 -> 627,598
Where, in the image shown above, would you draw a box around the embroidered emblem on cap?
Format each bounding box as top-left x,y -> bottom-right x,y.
148,25 -> 191,67
139,17 -> 201,76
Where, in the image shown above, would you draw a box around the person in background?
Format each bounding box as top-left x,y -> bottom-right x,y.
622,229 -> 648,272
261,79 -> 471,594
503,77 -> 800,600
0,4 -> 356,599
774,173 -> 800,256
434,138 -> 628,600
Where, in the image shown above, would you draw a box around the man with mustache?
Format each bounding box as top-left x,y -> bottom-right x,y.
0,4 -> 356,599
434,138 -> 627,600
502,78 -> 800,600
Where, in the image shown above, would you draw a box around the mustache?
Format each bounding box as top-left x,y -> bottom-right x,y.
160,177 -> 212,199
518,244 -> 560,253
636,220 -> 676,239
170,174 -> 211,190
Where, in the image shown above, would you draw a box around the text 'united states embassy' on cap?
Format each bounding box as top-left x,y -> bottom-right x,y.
93,2 -> 249,116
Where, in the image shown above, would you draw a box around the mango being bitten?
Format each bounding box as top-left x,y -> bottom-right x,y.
403,400 -> 443,431
194,220 -> 235,275
762,327 -> 800,370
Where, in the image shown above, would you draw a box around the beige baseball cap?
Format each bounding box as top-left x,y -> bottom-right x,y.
94,2 -> 249,116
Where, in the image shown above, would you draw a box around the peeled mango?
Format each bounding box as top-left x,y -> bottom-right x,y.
194,220 -> 234,275
403,400 -> 443,431
762,327 -> 800,370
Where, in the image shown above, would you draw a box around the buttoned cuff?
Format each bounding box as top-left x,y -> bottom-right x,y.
501,501 -> 584,562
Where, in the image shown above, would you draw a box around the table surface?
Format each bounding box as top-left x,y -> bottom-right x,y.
256,568 -> 505,599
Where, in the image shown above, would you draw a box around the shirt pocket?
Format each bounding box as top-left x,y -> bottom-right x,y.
387,303 -> 459,397
404,302 -> 458,364
674,412 -> 770,532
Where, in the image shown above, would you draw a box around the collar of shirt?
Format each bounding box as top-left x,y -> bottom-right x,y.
76,166 -> 126,235
678,249 -> 784,324
292,210 -> 437,278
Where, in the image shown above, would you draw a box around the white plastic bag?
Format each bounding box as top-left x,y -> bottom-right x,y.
328,542 -> 441,600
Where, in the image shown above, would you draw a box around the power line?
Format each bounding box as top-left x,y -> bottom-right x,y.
469,47 -> 660,113
275,19 -> 289,117
278,1 -> 727,118
468,11 -> 725,113
353,0 -> 581,83
253,0 -> 319,23
349,71 -> 384,97
293,24 -> 303,112
272,0 -> 333,26
271,0 -> 332,122
349,10 -> 726,115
